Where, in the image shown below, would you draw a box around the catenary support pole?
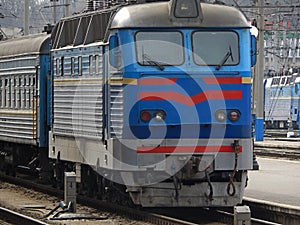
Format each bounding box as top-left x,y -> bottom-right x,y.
255,0 -> 265,141
24,0 -> 29,35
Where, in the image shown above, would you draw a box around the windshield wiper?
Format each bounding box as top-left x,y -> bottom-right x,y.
142,53 -> 165,71
216,46 -> 234,70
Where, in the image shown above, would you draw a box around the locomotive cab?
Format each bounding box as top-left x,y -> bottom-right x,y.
103,0 -> 255,207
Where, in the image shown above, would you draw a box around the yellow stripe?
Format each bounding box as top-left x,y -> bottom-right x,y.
0,110 -> 33,116
242,77 -> 252,84
54,78 -> 138,85
54,78 -> 103,85
108,78 -> 138,85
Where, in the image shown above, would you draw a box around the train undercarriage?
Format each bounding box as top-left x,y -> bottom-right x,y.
0,140 -> 247,207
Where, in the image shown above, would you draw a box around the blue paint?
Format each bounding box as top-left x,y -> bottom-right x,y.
255,118 -> 264,141
117,28 -> 253,141
39,55 -> 50,147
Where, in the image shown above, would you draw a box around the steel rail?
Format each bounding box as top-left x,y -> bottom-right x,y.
1,171 -> 299,225
0,207 -> 48,225
0,173 -> 198,225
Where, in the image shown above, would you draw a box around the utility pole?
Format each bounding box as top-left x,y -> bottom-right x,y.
51,0 -> 59,24
54,0 -> 57,24
24,0 -> 29,35
65,0 -> 70,17
255,0 -> 265,141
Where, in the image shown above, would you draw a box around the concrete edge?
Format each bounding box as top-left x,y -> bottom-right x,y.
243,197 -> 300,216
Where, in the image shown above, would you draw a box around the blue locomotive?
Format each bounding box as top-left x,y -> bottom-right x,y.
0,0 -> 256,207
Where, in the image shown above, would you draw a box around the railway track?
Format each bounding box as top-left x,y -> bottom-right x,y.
1,171 -> 299,225
0,207 -> 48,225
264,129 -> 299,138
0,173 -> 203,225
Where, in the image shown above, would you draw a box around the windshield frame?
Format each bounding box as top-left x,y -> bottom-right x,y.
134,30 -> 185,67
192,30 -> 240,67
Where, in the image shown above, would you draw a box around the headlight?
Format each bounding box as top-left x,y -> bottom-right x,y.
215,110 -> 227,122
154,110 -> 166,122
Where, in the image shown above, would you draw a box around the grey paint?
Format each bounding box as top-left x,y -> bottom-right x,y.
0,33 -> 50,58
111,2 -> 250,29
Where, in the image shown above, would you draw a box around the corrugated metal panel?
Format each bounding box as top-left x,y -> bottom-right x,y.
0,111 -> 37,144
52,46 -> 105,140
53,80 -> 103,139
109,72 -> 123,137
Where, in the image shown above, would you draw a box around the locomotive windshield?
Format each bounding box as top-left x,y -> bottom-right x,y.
192,31 -> 239,66
135,31 -> 184,66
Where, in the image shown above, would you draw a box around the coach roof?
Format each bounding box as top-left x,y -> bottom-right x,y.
110,2 -> 250,29
0,33 -> 50,57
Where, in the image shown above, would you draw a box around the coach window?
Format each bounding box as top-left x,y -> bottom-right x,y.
2,79 -> 4,99
14,78 -> 18,108
135,31 -> 184,67
11,78 -> 15,108
95,55 -> 100,75
192,31 -> 239,67
71,57 -> 75,76
271,78 -> 280,86
5,78 -> 9,108
18,77 -> 22,109
89,55 -> 94,75
56,58 -> 60,76
61,57 -> 64,76
280,77 -> 286,85
0,80 -> 2,107
78,56 -> 82,76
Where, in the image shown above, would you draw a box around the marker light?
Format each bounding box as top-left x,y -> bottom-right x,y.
140,110 -> 152,122
228,110 -> 241,122
215,110 -> 227,122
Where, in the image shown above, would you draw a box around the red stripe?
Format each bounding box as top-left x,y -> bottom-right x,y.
203,77 -> 242,84
139,78 -> 178,86
139,90 -> 242,106
137,146 -> 242,154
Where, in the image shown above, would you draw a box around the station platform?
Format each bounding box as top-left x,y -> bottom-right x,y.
254,137 -> 300,160
255,137 -> 300,149
244,157 -> 300,208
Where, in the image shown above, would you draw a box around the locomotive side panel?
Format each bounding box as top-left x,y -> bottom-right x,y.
49,45 -> 106,165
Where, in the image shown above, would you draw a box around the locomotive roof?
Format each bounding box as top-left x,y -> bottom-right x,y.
0,33 -> 50,58
51,1 -> 249,49
111,2 -> 250,29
